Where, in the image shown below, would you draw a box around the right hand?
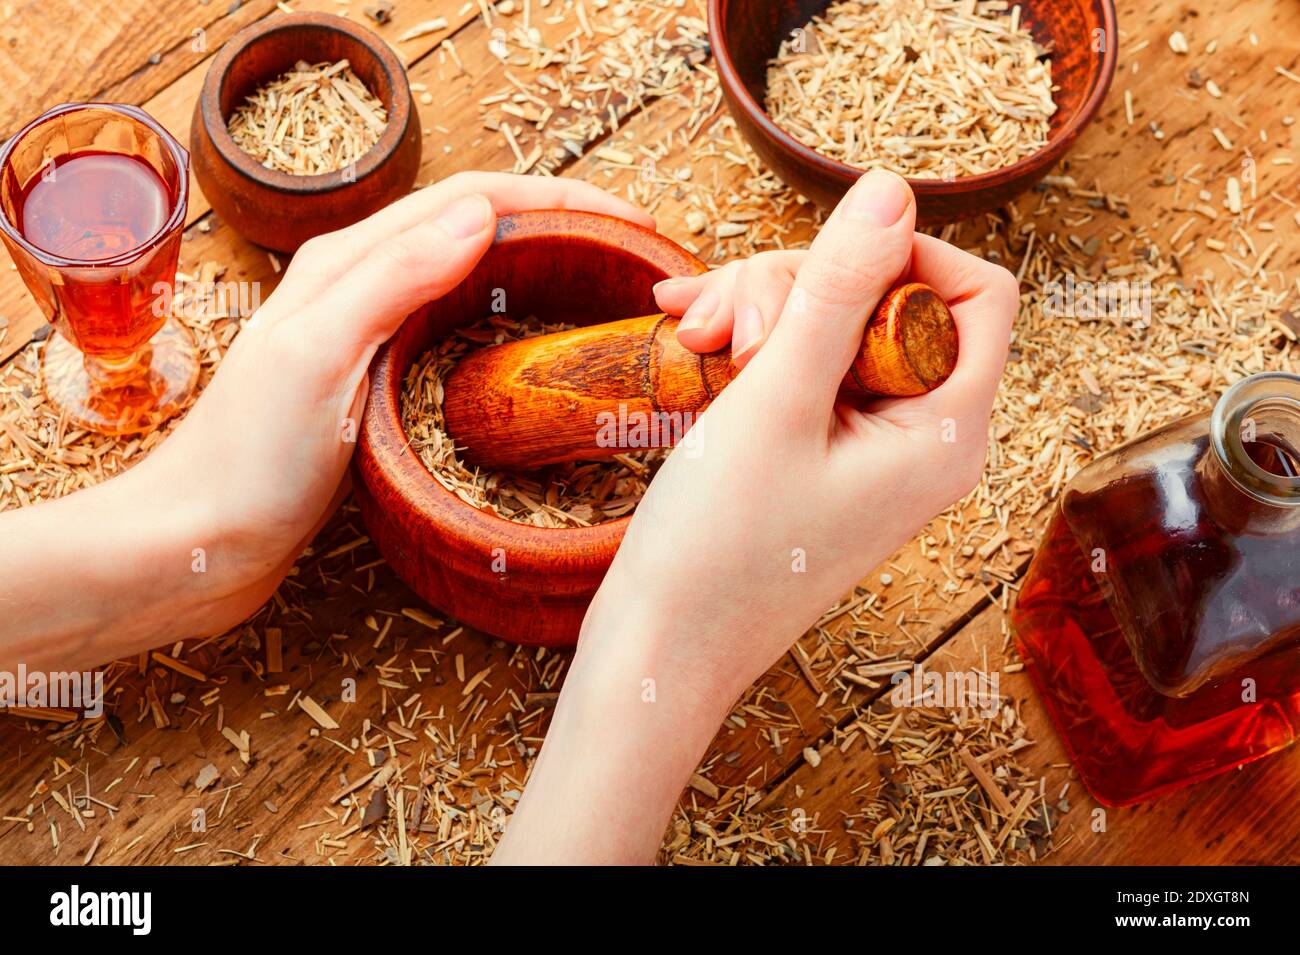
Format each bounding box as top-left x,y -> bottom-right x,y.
582,169 -> 1019,705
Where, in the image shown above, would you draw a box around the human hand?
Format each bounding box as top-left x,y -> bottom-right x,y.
143,172 -> 654,638
653,248 -> 805,369
0,173 -> 653,670
590,168 -> 1017,704
495,169 -> 1016,864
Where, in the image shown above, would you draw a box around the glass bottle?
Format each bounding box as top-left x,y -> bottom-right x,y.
1012,372 -> 1300,805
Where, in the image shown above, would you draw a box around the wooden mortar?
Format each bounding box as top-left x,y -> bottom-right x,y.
442,282 -> 957,470
354,210 -> 708,646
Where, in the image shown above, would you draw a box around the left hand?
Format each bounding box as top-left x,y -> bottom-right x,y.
147,172 -> 654,637
0,173 -> 653,668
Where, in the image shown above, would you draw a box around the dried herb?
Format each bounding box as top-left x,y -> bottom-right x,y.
227,59 -> 387,175
765,0 -> 1055,178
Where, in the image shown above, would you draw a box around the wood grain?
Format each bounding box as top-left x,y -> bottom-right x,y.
0,511 -> 565,865
0,0 -> 482,364
1,0 -> 1300,865
0,0 -> 1029,847
760,601 -> 1300,864
442,282 -> 957,470
0,0 -> 268,131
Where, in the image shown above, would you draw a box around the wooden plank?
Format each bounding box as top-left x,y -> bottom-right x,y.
538,0 -> 1300,807
0,507 -> 564,864
757,601 -> 1300,864
3,0 -> 1300,865
0,0 -> 737,865
568,76 -> 1035,808
3,0 -> 696,363
0,0 -> 726,865
0,0 -> 270,132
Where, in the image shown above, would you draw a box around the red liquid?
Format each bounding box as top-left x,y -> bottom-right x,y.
13,151 -> 182,357
19,152 -> 169,261
1012,414 -> 1300,805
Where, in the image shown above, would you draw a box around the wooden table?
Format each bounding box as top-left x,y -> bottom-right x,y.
1,0 -> 1298,865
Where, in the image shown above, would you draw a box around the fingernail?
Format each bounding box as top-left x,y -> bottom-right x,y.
653,277 -> 692,294
436,194 -> 491,239
679,285 -> 719,331
733,304 -> 763,358
842,169 -> 911,226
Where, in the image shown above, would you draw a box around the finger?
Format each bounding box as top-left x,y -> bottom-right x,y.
652,273 -> 711,315
675,262 -> 741,353
290,192 -> 496,375
359,172 -> 656,239
279,174 -> 653,308
905,232 -> 1015,310
731,251 -> 804,369
754,170 -> 916,418
825,232 -> 1015,519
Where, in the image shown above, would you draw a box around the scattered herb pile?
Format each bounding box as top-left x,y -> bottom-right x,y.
1,0 -> 1297,868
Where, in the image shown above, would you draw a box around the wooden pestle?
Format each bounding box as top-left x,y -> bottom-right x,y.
442,281 -> 957,471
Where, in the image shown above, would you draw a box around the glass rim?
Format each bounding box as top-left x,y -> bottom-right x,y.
0,102 -> 190,269
1211,371 -> 1300,508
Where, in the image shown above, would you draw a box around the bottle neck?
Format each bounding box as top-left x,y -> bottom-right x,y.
1203,373 -> 1300,527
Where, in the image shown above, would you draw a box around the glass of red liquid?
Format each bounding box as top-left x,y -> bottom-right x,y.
0,103 -> 197,435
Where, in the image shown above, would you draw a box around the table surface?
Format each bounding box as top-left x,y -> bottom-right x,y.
1,0 -> 1298,866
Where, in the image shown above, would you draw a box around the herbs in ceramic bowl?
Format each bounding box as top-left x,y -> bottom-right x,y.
227,59 -> 388,175
766,0 -> 1056,178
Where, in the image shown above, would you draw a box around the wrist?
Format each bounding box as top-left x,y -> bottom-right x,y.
579,570 -> 750,707
124,459 -> 275,644
125,467 -> 232,641
575,600 -> 736,740
494,594 -> 733,864
0,463 -> 220,672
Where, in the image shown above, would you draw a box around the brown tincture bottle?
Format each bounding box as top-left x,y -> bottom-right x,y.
1012,372 -> 1300,805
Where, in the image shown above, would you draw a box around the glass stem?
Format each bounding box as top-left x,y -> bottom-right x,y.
83,346 -> 152,389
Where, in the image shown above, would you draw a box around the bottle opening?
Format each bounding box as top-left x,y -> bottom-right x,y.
1212,372 -> 1300,507
1246,439 -> 1300,478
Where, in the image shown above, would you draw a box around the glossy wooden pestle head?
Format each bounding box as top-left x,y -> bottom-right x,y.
848,282 -> 958,397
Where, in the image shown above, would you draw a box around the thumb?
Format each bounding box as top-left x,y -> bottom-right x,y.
298,193 -> 496,356
753,170 -> 915,417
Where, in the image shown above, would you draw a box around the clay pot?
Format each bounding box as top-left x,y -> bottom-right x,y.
190,12 -> 421,252
354,210 -> 707,646
708,0 -> 1119,223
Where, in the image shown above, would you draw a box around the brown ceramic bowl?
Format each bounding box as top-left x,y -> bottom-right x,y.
354,210 -> 707,646
190,12 -> 421,252
709,0 -> 1118,224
